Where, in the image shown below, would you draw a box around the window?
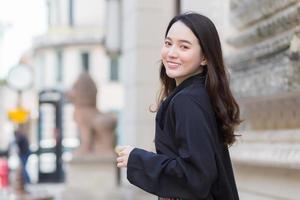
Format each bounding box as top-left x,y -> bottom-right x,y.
81,52 -> 90,72
110,57 -> 119,81
56,51 -> 63,82
47,1 -> 51,26
69,0 -> 74,26
38,55 -> 45,89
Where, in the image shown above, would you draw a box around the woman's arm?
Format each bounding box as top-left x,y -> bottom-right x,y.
118,94 -> 218,199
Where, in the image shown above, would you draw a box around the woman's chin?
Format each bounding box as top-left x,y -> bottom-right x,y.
166,71 -> 179,79
166,74 -> 176,79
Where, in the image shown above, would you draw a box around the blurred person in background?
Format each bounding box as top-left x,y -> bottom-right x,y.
117,12 -> 241,200
13,127 -> 31,184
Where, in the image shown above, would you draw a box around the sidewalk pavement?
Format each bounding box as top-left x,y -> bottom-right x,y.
25,184 -> 259,200
25,183 -> 156,200
1,183 -> 260,200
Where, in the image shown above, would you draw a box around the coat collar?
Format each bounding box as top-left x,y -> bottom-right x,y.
157,70 -> 207,129
163,70 -> 207,108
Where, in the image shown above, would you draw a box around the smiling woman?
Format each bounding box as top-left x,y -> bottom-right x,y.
116,12 -> 241,200
161,20 -> 207,86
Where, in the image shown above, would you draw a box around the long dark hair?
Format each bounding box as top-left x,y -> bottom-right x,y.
156,12 -> 241,146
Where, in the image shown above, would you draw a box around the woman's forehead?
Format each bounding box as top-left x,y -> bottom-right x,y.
166,21 -> 198,43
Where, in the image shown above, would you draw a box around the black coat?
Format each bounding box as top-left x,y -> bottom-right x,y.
127,73 -> 239,200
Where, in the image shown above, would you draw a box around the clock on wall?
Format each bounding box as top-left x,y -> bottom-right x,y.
6,64 -> 33,91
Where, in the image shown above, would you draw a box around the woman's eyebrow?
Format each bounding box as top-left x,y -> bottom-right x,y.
178,39 -> 192,45
165,37 -> 192,45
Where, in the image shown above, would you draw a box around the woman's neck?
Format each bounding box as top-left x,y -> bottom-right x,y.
175,68 -> 204,86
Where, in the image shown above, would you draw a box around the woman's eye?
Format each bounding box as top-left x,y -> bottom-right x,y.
164,41 -> 172,46
180,45 -> 189,50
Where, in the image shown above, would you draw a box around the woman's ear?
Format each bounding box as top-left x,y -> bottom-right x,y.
200,57 -> 207,66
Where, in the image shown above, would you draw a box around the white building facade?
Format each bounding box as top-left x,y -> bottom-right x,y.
33,0 -> 124,149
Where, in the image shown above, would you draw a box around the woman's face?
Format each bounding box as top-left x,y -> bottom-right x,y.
161,21 -> 206,85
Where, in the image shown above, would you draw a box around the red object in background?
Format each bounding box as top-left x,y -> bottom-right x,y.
0,158 -> 9,188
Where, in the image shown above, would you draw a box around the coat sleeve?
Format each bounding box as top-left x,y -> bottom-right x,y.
127,94 -> 217,199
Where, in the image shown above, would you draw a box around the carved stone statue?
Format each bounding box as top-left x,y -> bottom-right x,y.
66,72 -> 117,155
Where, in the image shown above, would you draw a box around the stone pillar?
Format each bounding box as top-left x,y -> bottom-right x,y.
119,0 -> 175,150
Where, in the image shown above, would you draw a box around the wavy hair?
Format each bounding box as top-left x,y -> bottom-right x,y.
155,12 -> 241,145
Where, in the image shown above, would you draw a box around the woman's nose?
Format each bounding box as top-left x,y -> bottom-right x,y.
167,46 -> 178,58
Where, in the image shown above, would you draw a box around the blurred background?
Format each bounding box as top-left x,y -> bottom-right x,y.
0,0 -> 299,199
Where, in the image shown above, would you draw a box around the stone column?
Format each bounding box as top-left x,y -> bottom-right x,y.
119,0 -> 175,150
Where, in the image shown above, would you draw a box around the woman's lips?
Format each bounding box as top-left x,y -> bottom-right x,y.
167,61 -> 180,69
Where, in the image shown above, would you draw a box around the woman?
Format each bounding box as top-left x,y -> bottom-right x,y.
116,12 -> 241,200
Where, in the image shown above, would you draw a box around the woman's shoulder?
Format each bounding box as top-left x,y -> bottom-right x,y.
167,88 -> 213,120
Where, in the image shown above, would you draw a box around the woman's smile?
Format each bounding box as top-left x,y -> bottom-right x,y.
166,60 -> 181,69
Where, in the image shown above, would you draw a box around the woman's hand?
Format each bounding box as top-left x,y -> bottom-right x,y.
116,145 -> 134,168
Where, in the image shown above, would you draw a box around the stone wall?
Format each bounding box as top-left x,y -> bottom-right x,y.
227,0 -> 300,199
228,0 -> 300,131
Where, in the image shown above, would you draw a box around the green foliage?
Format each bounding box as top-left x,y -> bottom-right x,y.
0,79 -> 7,86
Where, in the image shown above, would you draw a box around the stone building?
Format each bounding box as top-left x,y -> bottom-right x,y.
227,0 -> 300,199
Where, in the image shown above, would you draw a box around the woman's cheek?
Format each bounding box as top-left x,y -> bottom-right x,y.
160,47 -> 168,60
